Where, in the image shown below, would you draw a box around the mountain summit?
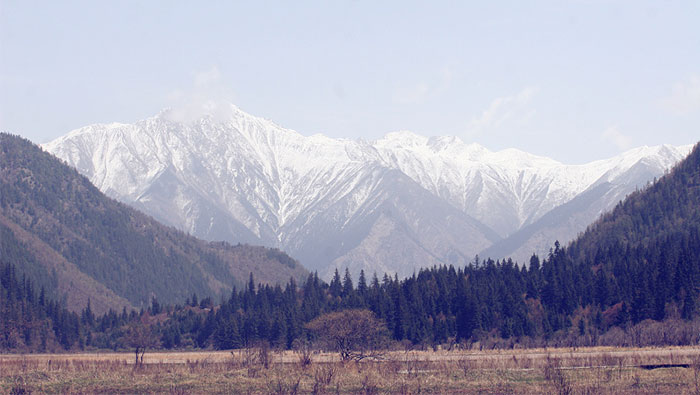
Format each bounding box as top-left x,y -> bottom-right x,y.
44,104 -> 693,278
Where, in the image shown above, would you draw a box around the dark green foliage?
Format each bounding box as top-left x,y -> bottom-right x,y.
0,261 -> 79,351
564,143 -> 700,323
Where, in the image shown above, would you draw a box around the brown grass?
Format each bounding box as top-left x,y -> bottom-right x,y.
2,346 -> 699,394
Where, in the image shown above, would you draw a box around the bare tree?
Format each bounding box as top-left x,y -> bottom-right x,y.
125,319 -> 160,367
305,309 -> 389,361
292,338 -> 313,368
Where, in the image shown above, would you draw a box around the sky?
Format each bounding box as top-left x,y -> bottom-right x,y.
1,1 -> 699,164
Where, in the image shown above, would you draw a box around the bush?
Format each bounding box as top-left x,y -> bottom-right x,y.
305,309 -> 389,361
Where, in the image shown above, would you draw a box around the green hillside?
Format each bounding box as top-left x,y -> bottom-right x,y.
0,133 -> 307,314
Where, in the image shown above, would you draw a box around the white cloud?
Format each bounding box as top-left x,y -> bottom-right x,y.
661,74 -> 700,115
163,66 -> 236,124
392,65 -> 453,105
194,67 -> 222,88
601,126 -> 633,151
467,87 -> 538,133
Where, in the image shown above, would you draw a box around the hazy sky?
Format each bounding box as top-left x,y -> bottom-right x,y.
1,1 -> 699,163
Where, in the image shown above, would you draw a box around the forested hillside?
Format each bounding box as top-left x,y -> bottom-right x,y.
565,140 -> 700,323
0,261 -> 81,351
0,133 -> 307,314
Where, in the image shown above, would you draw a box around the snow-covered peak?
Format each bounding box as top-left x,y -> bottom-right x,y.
375,130 -> 429,148
43,104 -> 694,258
485,148 -> 560,169
155,101 -> 251,125
426,135 -> 465,151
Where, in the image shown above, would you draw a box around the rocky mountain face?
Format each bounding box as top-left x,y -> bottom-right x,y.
43,104 -> 693,278
1,133 -> 307,313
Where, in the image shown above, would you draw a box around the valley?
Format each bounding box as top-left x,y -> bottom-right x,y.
3,2 -> 698,393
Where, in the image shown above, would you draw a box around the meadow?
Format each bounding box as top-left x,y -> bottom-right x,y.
2,346 -> 700,394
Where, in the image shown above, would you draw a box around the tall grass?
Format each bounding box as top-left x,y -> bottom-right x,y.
1,346 -> 699,393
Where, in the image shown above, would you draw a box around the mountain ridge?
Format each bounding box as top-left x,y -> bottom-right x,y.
43,104 -> 693,277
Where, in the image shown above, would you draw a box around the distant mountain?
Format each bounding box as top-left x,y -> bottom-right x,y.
0,133 -> 307,314
480,146 -> 688,262
43,104 -> 692,278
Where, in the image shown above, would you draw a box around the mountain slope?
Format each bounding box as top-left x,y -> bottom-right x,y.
43,104 -> 692,277
0,133 -> 307,313
480,147 -> 688,262
547,142 -> 700,324
569,142 -> 700,264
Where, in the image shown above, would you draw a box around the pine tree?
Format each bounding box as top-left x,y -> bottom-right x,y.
342,268 -> 354,297
357,270 -> 368,298
329,269 -> 342,298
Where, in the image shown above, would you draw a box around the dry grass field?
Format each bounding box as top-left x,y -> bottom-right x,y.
2,346 -> 700,394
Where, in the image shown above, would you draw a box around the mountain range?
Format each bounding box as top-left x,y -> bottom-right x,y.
43,104 -> 693,278
0,133 -> 307,313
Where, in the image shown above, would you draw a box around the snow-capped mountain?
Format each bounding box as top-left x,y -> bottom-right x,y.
43,104 -> 693,278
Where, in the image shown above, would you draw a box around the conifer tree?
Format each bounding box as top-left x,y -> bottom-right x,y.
329,269 -> 342,298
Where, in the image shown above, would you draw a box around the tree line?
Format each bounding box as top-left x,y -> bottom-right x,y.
4,238 -> 698,353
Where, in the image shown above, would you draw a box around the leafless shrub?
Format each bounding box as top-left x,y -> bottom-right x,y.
617,356 -> 625,379
318,364 -> 337,385
383,358 -> 402,376
232,341 -> 271,370
241,346 -> 259,366
311,380 -> 322,395
519,355 -> 533,369
598,326 -> 631,347
692,356 -> 700,395
247,365 -> 259,378
168,384 -> 190,395
231,348 -> 261,377
360,374 -> 378,395
268,373 -> 300,395
457,357 -> 474,377
311,364 -> 336,394
445,336 -> 457,351
292,338 -> 313,369
631,373 -> 641,388
403,357 -> 422,378
542,354 -> 572,395
126,320 -> 160,367
186,359 -> 198,373
228,351 -> 241,369
306,309 -> 389,362
257,341 -> 271,369
10,376 -> 30,395
598,352 -> 614,368
395,379 -> 410,395
595,319 -> 700,348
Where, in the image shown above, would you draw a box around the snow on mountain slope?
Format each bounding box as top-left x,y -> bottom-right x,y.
371,131 -> 691,237
480,145 -> 693,263
43,104 -> 693,277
